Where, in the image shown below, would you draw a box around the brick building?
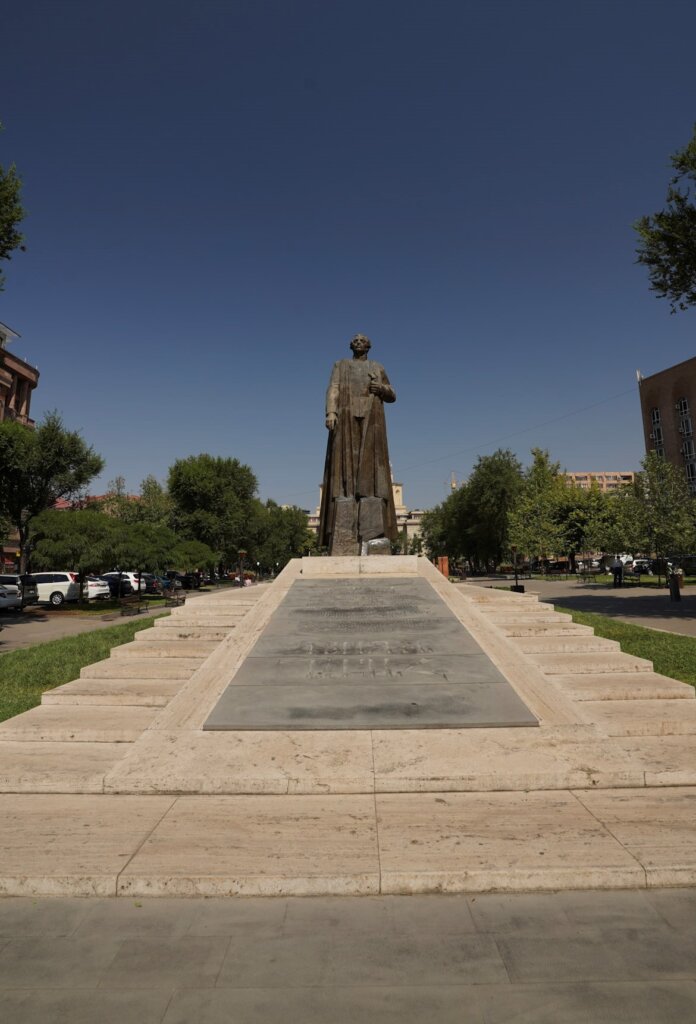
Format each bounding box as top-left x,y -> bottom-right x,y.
637,356 -> 696,492
0,321 -> 39,427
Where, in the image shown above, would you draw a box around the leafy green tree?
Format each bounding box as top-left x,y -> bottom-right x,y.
30,510 -> 118,605
508,449 -> 565,566
0,413 -> 104,570
174,538 -> 216,572
635,124 -> 696,313
0,125 -> 25,291
168,454 -> 258,567
463,450 -> 524,569
635,452 -> 696,563
253,500 -> 313,571
419,489 -> 465,559
101,474 -> 173,528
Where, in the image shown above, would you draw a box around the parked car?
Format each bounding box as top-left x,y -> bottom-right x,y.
83,576 -> 111,600
0,573 -> 39,606
102,571 -> 148,594
31,571 -> 81,606
164,571 -> 188,589
98,575 -> 134,598
0,583 -> 22,611
629,558 -> 653,575
139,573 -> 162,595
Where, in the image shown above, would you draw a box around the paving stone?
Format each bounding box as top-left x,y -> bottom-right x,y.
0,897 -> 92,938
104,730 -> 375,794
613,735 -> 696,785
575,787 -> 696,887
0,990 -> 171,1024
0,935 -> 123,988
98,935 -> 229,989
118,794 -> 380,896
0,794 -> 175,895
0,741 -> 126,792
376,791 -> 645,893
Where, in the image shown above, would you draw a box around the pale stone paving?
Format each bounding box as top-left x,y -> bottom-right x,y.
1,560 -> 696,897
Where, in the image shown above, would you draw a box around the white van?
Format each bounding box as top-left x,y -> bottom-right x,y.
32,571 -> 81,606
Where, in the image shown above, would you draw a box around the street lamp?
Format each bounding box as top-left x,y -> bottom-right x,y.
238,549 -> 247,587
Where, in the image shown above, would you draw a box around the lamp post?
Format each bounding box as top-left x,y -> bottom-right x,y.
511,545 -> 525,594
238,549 -> 247,587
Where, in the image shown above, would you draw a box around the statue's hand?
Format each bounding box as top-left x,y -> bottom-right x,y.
326,413 -> 337,430
368,379 -> 382,397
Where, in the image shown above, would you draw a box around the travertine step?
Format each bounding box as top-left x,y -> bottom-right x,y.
0,705 -> 158,742
0,742 -> 128,792
584,699 -> 696,736
81,658 -> 204,679
614,735 -> 696,785
110,640 -> 218,659
42,677 -> 184,706
500,623 -> 594,637
529,652 -> 653,675
136,626 -> 230,641
168,609 -> 250,622
513,636 -> 620,655
550,672 -> 695,702
485,612 -> 573,624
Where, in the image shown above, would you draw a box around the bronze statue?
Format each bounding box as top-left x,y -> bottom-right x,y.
318,334 -> 398,555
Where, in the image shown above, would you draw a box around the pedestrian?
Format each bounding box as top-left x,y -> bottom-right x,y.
611,555 -> 623,588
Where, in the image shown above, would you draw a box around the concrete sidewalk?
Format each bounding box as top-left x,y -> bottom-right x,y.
1,890 -> 695,1022
466,577 -> 696,636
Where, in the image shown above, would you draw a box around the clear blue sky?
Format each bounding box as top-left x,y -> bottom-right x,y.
3,0 -> 696,511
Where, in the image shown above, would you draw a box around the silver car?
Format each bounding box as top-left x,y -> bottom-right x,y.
0,584 -> 22,611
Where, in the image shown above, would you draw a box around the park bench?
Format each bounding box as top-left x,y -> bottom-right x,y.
119,594 -> 149,616
164,590 -> 186,607
577,571 -> 596,583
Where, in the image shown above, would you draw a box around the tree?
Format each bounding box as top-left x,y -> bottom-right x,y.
635,451 -> 696,564
635,124 -> 696,312
253,500 -> 313,571
508,449 -> 565,565
30,510 -> 118,605
463,450 -> 524,569
168,454 -> 258,567
101,474 -> 173,528
175,538 -> 216,572
0,125 -> 25,291
0,413 -> 104,570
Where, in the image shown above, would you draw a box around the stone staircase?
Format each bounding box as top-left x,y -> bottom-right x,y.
2,562 -> 696,898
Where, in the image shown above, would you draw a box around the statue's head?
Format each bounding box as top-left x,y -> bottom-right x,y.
350,334 -> 372,356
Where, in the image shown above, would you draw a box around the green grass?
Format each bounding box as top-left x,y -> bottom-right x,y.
0,617 -> 160,722
554,604 -> 696,689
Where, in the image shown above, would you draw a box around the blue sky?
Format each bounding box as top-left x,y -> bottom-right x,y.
2,0 -> 696,511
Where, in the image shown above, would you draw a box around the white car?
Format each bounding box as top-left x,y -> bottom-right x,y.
83,576 -> 111,600
0,584 -> 22,611
101,571 -> 148,594
31,571 -> 81,606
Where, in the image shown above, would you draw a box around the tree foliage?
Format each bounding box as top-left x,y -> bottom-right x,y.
508,449 -> 565,563
0,413 -> 104,569
168,454 -> 258,565
252,500 -> 313,570
0,125 -> 24,291
635,124 -> 696,313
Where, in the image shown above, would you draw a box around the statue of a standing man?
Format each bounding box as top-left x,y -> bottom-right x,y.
318,334 -> 398,555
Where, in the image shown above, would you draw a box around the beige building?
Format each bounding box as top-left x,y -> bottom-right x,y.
564,472 -> 635,492
0,321 -> 39,427
638,356 -> 696,492
307,476 -> 425,548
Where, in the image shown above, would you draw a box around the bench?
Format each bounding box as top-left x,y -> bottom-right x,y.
119,594 -> 149,616
577,572 -> 596,583
164,590 -> 186,607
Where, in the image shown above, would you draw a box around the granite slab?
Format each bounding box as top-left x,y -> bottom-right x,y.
204,578 -> 537,731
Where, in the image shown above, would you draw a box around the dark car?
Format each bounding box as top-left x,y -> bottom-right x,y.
139,573 -> 162,595
0,573 -> 39,607
98,575 -> 134,598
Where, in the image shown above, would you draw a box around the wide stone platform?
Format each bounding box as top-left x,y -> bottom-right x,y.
203,578 -> 537,730
2,556 -> 696,897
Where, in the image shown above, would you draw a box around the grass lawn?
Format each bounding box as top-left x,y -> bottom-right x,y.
554,604 -> 696,689
0,616 -> 160,722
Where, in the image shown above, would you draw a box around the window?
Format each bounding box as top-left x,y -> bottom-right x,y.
677,396 -> 693,438
649,407 -> 664,449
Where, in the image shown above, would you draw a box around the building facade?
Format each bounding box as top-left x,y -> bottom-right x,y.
0,321 -> 39,427
638,356 -> 696,493
564,472 -> 635,492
